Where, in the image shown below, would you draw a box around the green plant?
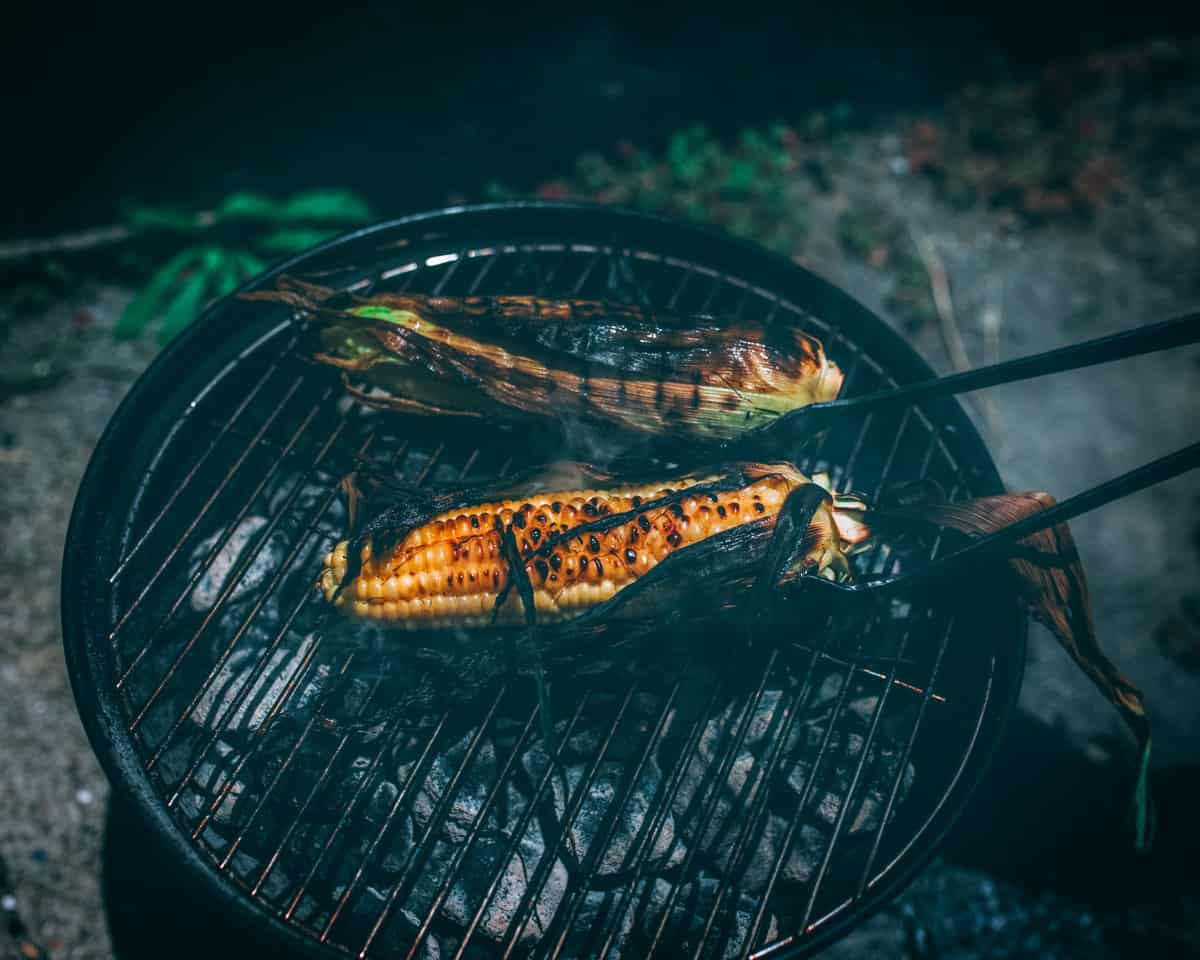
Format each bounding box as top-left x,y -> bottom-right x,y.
487,120 -> 820,257
116,188 -> 373,343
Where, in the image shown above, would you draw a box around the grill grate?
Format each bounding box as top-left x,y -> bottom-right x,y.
64,204 -> 1024,959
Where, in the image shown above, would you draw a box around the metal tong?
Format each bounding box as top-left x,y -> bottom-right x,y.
767,310 -> 1200,600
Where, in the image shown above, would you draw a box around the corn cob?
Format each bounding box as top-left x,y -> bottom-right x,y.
244,279 -> 843,441
320,464 -> 867,628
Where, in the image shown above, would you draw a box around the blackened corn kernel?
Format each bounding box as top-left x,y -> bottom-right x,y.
322,468 -> 836,626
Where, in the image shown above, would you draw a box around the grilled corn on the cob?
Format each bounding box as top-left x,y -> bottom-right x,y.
245,279 -> 843,441
320,463 -> 867,628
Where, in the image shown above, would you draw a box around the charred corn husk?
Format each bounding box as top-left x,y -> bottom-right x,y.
244,279 -> 843,440
320,463 -> 867,629
904,493 -> 1154,851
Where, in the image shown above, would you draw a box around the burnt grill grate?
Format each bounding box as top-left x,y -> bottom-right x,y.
63,203 -> 1024,959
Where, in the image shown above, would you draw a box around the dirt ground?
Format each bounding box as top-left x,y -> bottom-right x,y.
2,58 -> 1199,960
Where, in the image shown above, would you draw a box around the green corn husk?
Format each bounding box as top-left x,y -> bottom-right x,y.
242,277 -> 844,440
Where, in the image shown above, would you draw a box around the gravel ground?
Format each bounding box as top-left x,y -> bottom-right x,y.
2,88 -> 1199,960
1,292 -> 155,959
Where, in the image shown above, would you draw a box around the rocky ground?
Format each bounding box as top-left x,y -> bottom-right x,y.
3,40 -> 1200,960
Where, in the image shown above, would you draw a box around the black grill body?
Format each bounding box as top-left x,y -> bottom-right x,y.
63,202 -> 1025,959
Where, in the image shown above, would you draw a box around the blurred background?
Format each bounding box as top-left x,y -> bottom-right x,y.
3,4 -> 1200,958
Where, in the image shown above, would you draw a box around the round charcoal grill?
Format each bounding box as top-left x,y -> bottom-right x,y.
64,203 -> 1025,959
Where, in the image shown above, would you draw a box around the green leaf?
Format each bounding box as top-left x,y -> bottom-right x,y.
739,129 -> 767,154
212,250 -> 244,299
1128,737 -> 1156,853
123,204 -> 198,231
668,126 -> 708,181
277,189 -> 373,223
218,192 -> 282,220
114,248 -> 200,339
158,268 -> 212,345
235,251 -> 268,276
724,159 -> 757,193
255,227 -> 338,254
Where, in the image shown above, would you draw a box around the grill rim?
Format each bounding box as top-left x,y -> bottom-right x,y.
62,200 -> 1027,959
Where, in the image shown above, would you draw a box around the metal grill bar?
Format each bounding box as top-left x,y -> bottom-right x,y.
780,428 -> 945,915
465,250 -> 500,294
110,375 -> 305,656
853,669 -> 946,703
111,379 -> 318,684
140,397 -> 348,759
754,615 -> 960,960
129,402 -> 351,739
741,426 -> 942,954
643,649 -> 781,958
168,581 -> 322,811
404,701 -> 543,959
535,247 -> 571,292
544,670 -> 687,959
690,635 -> 845,959
249,707 -> 370,898
319,247 -> 595,950
316,706 -> 454,932
665,268 -> 693,311
351,686 -> 509,956
185,635 -> 326,837
413,442 -> 446,486
567,250 -> 602,296
497,684 -> 640,958
109,339 -> 295,584
430,250 -> 465,294
306,703 -> 452,898
448,694 -> 594,960
697,273 -> 724,314
761,492 -> 966,960
643,299 -> 899,957
745,625 -> 883,957
593,682 -> 726,960
179,426 -> 379,829
386,439 -> 411,475
801,617 -> 923,929
856,610 -> 958,895
280,703 -> 427,920
215,648 -> 358,863
789,645 -> 946,705
218,652 -> 394,876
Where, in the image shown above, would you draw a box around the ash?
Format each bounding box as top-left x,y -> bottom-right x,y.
168,499 -> 920,959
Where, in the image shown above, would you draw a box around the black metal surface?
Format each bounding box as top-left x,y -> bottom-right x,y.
62,202 -> 1026,959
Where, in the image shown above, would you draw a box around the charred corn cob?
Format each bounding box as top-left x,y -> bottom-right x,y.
245,279 -> 843,441
320,463 -> 868,628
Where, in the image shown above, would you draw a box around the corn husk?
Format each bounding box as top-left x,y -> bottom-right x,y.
907,492 -> 1154,852
243,278 -> 843,440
